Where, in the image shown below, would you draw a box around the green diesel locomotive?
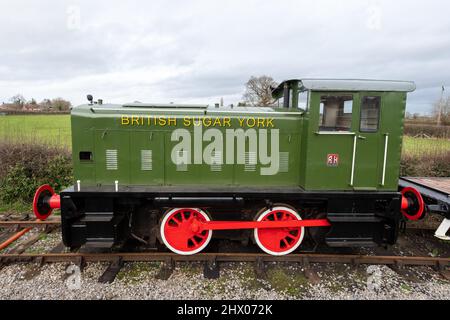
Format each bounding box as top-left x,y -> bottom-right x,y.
33,78 -> 426,255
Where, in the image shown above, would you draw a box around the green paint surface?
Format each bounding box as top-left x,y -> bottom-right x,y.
71,107 -> 303,187
70,88 -> 410,191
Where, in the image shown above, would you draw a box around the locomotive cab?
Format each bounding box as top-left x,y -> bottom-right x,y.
272,79 -> 415,191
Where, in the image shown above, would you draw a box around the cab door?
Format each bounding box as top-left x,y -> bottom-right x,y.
353,95 -> 383,190
303,92 -> 358,190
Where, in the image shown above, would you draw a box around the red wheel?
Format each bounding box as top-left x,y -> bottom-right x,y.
254,206 -> 305,256
401,187 -> 425,221
160,208 -> 212,255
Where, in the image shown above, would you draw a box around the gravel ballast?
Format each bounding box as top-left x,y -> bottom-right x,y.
0,261 -> 448,300
0,225 -> 449,300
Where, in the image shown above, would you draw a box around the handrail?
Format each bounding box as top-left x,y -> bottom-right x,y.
381,133 -> 389,186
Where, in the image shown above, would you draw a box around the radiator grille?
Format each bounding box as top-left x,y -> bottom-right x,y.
279,152 -> 289,173
141,150 -> 153,171
210,150 -> 222,172
244,151 -> 257,172
176,150 -> 188,172
105,149 -> 118,170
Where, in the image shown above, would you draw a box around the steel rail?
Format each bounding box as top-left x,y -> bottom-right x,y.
0,252 -> 448,268
0,218 -> 434,231
0,220 -> 61,228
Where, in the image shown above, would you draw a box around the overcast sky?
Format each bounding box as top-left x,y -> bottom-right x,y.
0,0 -> 449,114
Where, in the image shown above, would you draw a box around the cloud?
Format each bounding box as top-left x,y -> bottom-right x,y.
0,0 -> 449,114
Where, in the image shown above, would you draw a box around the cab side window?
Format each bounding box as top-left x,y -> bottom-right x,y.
360,96 -> 381,132
319,95 -> 353,131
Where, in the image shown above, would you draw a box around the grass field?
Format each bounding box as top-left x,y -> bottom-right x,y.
402,136 -> 450,156
0,114 -> 71,148
1,115 -> 450,155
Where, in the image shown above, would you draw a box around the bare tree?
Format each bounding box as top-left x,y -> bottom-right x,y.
39,99 -> 52,110
243,75 -> 278,106
49,98 -> 72,111
9,94 -> 26,110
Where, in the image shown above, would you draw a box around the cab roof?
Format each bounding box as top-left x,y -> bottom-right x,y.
272,79 -> 416,96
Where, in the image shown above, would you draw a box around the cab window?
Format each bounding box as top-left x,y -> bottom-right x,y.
298,90 -> 308,110
276,96 -> 284,107
288,89 -> 293,108
319,95 -> 353,131
360,96 -> 381,132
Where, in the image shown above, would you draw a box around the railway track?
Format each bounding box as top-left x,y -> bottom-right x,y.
0,218 -> 61,253
0,217 -> 439,230
0,217 -> 449,283
1,251 -> 449,266
0,251 -> 449,283
0,220 -> 61,228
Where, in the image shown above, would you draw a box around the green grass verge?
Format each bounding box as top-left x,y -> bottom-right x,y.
0,201 -> 31,214
402,136 -> 450,156
0,114 -> 71,148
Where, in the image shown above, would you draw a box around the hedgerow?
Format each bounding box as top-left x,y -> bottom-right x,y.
0,143 -> 72,205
